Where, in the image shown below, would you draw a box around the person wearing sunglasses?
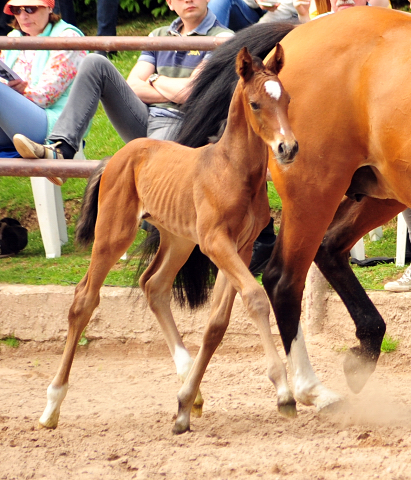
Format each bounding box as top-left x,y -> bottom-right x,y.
0,0 -> 86,162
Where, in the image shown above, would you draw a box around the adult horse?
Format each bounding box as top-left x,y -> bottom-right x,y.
37,47 -> 299,434
176,7 -> 409,411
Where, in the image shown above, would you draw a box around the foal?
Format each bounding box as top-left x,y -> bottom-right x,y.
39,47 -> 299,434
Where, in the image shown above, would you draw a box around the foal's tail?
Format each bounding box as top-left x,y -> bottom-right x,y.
76,157 -> 111,247
176,22 -> 296,148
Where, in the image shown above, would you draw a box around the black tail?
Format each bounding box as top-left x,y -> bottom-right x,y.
176,22 -> 296,148
136,226 -> 218,310
76,157 -> 110,247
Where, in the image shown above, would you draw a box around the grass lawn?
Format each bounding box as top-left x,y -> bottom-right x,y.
0,15 -> 408,290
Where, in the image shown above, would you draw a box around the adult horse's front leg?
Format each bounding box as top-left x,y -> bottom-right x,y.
263,167 -> 347,411
315,196 -> 405,393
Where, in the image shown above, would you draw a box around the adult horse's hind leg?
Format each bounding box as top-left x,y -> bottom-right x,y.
39,172 -> 140,429
315,196 -> 405,393
139,229 -> 204,416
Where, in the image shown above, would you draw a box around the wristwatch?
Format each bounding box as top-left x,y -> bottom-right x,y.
148,73 -> 160,86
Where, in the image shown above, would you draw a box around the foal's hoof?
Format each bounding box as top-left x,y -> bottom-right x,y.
38,420 -> 57,430
191,403 -> 203,418
278,400 -> 297,418
344,347 -> 377,394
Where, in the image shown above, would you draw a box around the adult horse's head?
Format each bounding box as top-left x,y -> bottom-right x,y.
236,45 -> 298,165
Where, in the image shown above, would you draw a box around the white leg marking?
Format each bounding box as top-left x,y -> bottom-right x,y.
39,383 -> 69,428
173,345 -> 194,380
287,323 -> 343,410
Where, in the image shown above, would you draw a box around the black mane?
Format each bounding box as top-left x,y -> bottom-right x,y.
176,22 -> 297,148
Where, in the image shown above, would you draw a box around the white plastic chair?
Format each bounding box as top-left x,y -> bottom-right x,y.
31,144 -> 85,259
350,217 -> 408,266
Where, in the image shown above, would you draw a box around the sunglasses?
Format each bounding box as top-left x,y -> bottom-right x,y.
9,6 -> 39,15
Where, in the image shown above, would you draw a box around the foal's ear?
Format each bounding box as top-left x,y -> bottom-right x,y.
236,47 -> 254,82
266,43 -> 285,76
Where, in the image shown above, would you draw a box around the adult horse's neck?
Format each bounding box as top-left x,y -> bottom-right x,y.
217,82 -> 269,180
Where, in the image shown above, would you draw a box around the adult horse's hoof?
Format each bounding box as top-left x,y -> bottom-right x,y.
278,400 -> 297,418
344,347 -> 377,394
317,398 -> 347,415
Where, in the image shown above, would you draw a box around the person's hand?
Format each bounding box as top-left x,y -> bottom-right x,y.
256,0 -> 280,12
293,0 -> 311,22
8,79 -> 28,94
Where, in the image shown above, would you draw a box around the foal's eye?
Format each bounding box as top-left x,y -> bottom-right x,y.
250,101 -> 260,111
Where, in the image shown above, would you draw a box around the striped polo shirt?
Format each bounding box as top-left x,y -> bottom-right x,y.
138,9 -> 233,117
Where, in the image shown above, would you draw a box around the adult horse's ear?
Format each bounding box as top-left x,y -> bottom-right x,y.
266,43 -> 285,76
236,47 -> 254,82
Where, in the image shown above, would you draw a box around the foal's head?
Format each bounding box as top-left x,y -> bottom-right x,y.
236,46 -> 298,165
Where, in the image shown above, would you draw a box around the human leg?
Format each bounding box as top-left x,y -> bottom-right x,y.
97,0 -> 119,36
54,0 -> 77,26
0,82 -> 48,147
147,116 -> 183,141
48,53 -> 148,151
208,0 -> 263,30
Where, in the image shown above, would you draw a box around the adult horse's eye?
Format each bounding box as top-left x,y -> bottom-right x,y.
250,101 -> 260,111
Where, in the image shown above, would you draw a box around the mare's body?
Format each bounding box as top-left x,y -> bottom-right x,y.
177,7 -> 410,409
39,48 -> 299,433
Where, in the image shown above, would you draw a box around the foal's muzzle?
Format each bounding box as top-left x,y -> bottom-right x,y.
273,139 -> 299,165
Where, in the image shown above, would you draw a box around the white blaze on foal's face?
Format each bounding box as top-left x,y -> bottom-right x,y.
265,80 -> 282,101
265,80 -> 286,144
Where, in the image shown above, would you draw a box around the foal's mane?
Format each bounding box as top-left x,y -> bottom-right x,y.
176,22 -> 297,148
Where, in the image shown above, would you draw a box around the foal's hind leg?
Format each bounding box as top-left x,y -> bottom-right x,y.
139,229 -> 204,416
173,271 -> 237,434
315,196 -> 404,393
172,236 -> 295,434
39,189 -> 139,428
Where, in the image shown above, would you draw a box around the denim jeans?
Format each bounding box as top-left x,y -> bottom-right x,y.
0,82 -> 48,148
53,0 -> 77,26
49,54 -> 182,151
97,0 -> 119,36
208,0 -> 264,31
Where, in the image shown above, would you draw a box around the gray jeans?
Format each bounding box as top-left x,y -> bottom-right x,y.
49,53 -> 182,151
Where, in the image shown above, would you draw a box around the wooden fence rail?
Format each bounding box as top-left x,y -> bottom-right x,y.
0,36 -> 228,51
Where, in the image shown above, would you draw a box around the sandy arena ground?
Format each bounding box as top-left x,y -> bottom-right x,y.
1,332 -> 411,480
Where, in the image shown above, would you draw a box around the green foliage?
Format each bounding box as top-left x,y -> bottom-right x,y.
78,331 -> 89,346
267,181 -> 282,211
381,335 -> 400,353
74,0 -> 169,19
0,336 -> 19,348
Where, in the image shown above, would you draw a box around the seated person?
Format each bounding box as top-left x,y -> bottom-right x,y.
13,0 -> 233,186
0,0 -> 86,168
208,0 -> 299,31
294,0 -> 390,23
